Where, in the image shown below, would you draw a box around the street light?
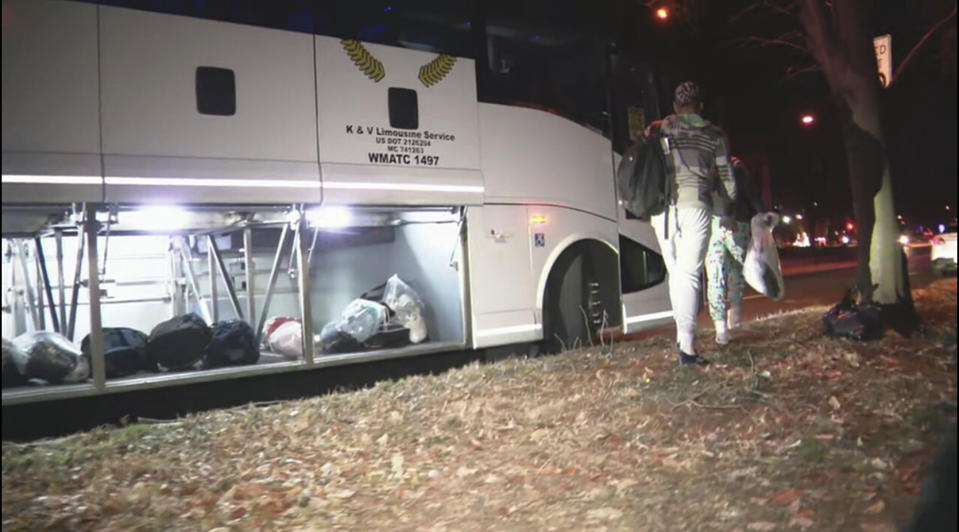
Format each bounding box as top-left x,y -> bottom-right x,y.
801,114 -> 815,126
655,7 -> 669,20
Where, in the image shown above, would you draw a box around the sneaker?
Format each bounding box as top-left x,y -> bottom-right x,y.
715,320 -> 730,345
727,307 -> 742,330
678,345 -> 710,366
715,330 -> 730,345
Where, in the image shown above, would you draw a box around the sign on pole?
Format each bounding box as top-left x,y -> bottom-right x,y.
874,34 -> 892,87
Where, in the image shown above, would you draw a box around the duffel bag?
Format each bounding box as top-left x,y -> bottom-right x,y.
147,313 -> 211,371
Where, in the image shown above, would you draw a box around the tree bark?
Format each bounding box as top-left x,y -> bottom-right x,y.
798,0 -> 916,330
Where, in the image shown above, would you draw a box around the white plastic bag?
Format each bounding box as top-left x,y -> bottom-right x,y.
11,331 -> 89,384
382,275 -> 428,344
744,213 -> 785,301
264,317 -> 303,360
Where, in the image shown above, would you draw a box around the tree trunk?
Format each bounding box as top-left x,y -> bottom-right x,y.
799,0 -> 917,333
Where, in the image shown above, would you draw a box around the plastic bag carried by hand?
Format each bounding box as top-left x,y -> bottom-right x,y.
382,275 -> 428,344
11,331 -> 89,384
744,213 -> 785,301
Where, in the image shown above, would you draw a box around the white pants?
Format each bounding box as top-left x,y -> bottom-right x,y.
651,206 -> 711,354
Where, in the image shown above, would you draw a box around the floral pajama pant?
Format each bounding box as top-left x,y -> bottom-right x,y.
706,217 -> 750,324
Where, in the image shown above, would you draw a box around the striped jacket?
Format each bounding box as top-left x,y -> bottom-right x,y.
655,113 -> 736,213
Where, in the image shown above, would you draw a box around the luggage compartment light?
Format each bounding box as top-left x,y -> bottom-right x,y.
306,206 -> 352,228
122,206 -> 189,232
530,215 -> 547,225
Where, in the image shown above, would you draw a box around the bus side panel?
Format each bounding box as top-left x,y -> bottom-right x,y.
314,35 -> 483,206
1,0 -> 102,203
478,103 -> 617,221
466,205 -> 537,348
98,6 -> 320,204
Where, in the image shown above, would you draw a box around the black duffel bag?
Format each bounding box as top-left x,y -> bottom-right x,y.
823,291 -> 883,341
147,313 -> 211,371
81,327 -> 155,378
203,320 -> 259,368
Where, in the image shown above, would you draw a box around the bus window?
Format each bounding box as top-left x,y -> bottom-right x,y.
609,57 -> 663,154
619,235 -> 666,293
82,0 -> 474,57
479,17 -> 607,134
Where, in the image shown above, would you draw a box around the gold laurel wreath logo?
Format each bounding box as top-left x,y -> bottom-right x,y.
341,39 -> 386,82
340,39 -> 457,88
418,54 -> 457,87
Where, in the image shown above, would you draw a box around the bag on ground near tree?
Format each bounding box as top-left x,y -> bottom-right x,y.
204,320 -> 260,368
2,337 -> 29,388
822,290 -> 883,341
318,299 -> 389,353
10,331 -> 89,384
744,213 -> 785,301
81,327 -> 154,378
147,313 -> 211,371
616,125 -> 670,219
382,275 -> 428,344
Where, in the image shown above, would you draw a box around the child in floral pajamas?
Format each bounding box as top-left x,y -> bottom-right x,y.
707,157 -> 767,344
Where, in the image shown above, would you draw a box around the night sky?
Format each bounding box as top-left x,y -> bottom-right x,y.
607,0 -> 957,232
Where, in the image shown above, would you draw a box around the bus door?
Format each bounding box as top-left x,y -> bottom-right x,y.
609,56 -> 672,332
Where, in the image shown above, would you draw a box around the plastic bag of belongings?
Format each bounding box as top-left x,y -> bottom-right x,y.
3,337 -> 28,387
263,316 -> 304,360
7,331 -> 89,384
81,327 -> 156,379
203,319 -> 260,368
744,213 -> 785,301
822,289 -> 883,341
147,313 -> 212,371
319,274 -> 428,354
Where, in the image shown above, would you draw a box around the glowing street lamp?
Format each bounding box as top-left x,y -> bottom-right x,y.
655,7 -> 669,20
782,215 -> 792,224
801,114 -> 815,126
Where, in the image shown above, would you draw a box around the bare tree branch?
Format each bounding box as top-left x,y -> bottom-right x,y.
784,63 -> 821,81
735,35 -> 808,53
893,4 -> 958,82
730,0 -> 799,24
798,0 -> 844,90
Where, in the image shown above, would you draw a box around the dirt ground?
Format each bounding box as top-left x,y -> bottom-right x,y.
3,278 -> 956,531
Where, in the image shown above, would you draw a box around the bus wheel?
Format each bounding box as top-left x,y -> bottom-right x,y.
543,248 -> 606,353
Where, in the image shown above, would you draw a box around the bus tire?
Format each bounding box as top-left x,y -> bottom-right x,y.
542,242 -> 617,354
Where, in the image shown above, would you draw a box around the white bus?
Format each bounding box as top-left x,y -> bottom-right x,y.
1,0 -> 673,427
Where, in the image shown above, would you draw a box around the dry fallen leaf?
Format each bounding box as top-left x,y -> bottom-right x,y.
828,396 -> 842,410
747,522 -> 778,531
769,488 -> 802,505
864,499 -> 885,515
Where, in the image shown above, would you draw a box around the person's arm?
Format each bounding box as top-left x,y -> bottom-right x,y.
715,136 -> 737,203
735,163 -> 767,214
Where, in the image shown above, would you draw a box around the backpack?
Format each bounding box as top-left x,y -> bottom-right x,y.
204,320 -> 259,368
147,313 -> 212,371
81,327 -> 155,378
616,125 -> 673,219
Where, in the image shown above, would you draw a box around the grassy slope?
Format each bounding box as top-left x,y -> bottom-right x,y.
3,279 -> 956,532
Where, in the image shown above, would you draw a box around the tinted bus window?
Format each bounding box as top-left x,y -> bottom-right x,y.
478,16 -> 608,134
74,0 -> 474,57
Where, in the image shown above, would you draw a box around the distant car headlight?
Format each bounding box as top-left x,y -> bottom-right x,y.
898,235 -> 910,245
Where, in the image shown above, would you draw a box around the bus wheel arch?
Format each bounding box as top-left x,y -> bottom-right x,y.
541,239 -> 620,353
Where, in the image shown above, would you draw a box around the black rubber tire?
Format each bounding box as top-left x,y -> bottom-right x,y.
543,251 -> 599,353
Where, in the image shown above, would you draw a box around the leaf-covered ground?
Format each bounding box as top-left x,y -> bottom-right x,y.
3,279 -> 956,531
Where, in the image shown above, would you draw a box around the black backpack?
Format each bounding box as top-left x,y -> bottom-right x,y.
616,125 -> 673,219
81,327 -> 155,378
204,320 -> 260,368
147,313 -> 212,371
